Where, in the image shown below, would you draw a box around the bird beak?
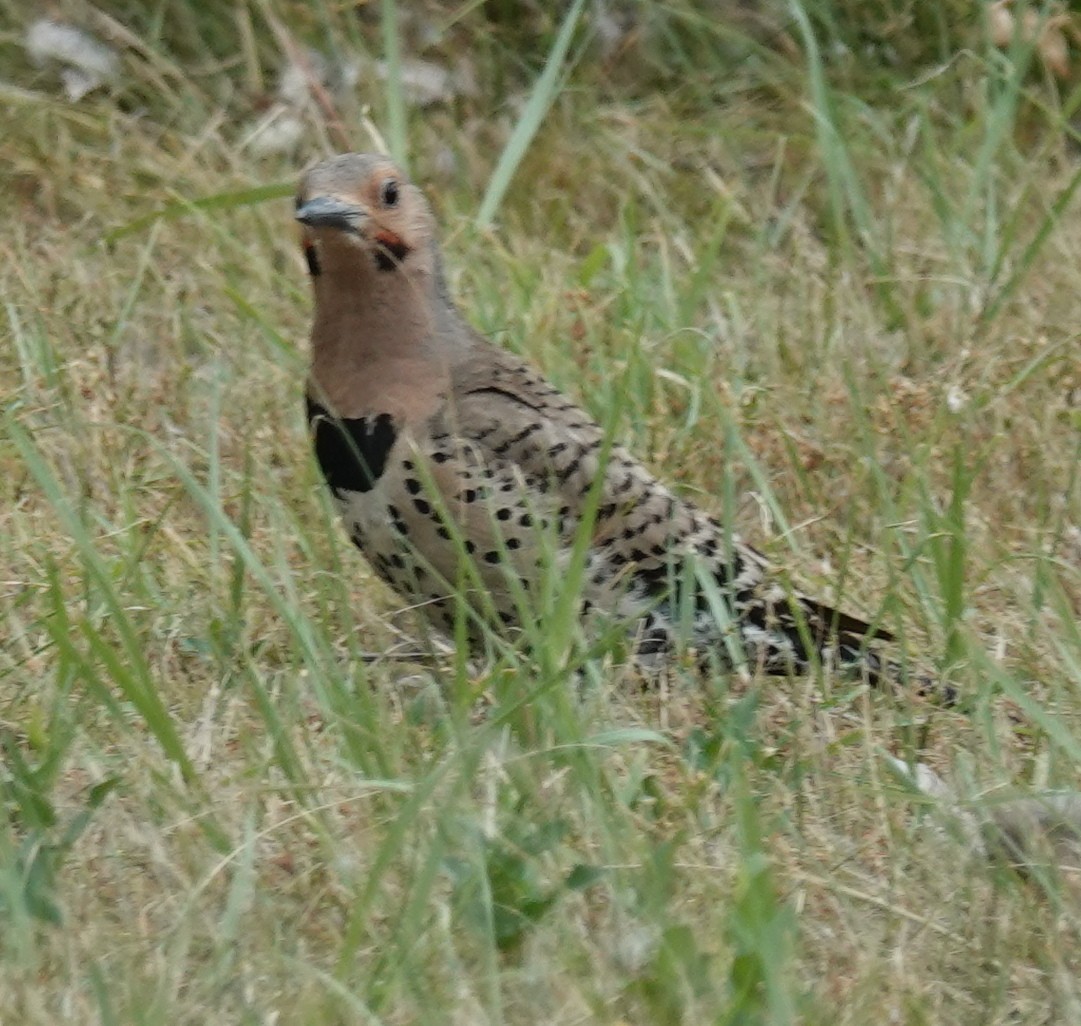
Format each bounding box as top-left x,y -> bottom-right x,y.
295,196 -> 366,234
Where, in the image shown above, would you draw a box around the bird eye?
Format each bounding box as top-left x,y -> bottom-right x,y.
380,179 -> 400,208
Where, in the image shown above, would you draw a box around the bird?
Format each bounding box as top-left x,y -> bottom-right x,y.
294,152 -> 942,698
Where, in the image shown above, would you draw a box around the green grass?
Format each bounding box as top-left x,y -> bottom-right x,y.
3,1 -> 1081,1022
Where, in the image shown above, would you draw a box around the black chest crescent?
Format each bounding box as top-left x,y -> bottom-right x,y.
306,397 -> 398,496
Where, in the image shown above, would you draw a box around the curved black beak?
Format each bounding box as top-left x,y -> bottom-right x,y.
295,196 -> 365,233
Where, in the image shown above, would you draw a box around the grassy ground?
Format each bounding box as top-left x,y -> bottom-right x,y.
3,1 -> 1081,1022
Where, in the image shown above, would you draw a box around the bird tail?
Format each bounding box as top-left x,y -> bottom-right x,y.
792,595 -> 954,704
630,561 -> 954,704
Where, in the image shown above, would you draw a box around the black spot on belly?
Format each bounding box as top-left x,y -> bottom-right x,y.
304,243 -> 321,276
307,397 -> 397,496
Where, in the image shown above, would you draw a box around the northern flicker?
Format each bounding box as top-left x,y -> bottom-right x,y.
295,152 -> 940,696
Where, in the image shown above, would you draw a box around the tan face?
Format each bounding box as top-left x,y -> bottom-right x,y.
295,153 -> 426,276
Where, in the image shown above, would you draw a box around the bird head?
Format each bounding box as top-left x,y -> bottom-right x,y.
295,153 -> 432,278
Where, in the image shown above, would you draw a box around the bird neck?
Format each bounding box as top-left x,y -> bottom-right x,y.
307,251 -> 468,423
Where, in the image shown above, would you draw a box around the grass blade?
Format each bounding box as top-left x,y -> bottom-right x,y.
380,0 -> 409,170
6,417 -> 194,780
103,183 -> 292,244
476,0 -> 588,227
